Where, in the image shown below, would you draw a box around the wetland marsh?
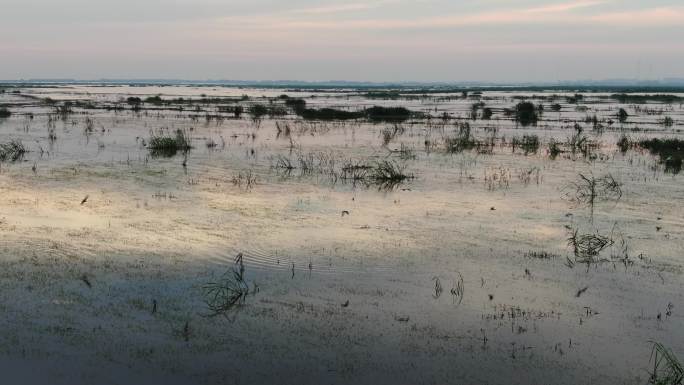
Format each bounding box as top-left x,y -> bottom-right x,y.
0,84 -> 682,384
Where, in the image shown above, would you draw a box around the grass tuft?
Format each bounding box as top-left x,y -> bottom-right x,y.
511,135 -> 540,155
148,129 -> 192,157
649,341 -> 683,385
0,140 -> 26,162
202,254 -> 251,317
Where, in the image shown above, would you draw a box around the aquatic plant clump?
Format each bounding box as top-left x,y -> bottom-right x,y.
567,230 -> 614,265
0,139 -> 26,162
515,102 -> 539,126
148,129 -> 192,157
202,253 -> 251,317
562,173 -> 622,209
298,106 -> 414,123
445,123 -> 477,153
638,138 -> 684,175
511,135 -> 540,155
365,106 -> 412,123
300,108 -> 364,121
369,160 -> 410,183
649,342 -> 683,385
202,267 -> 250,316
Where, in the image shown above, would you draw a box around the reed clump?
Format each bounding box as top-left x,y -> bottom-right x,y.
638,138 -> 684,174
202,254 -> 251,316
511,135 -> 540,155
148,129 -> 192,157
0,140 -> 26,162
515,102 -> 538,126
649,341 -> 683,385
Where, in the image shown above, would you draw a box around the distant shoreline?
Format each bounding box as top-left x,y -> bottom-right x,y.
2,80 -> 684,93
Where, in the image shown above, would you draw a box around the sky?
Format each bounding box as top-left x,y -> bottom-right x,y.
0,0 -> 682,82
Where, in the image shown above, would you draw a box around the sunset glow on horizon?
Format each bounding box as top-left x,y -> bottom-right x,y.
1,0 -> 682,81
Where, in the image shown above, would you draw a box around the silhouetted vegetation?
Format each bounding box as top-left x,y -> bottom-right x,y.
300,108 -> 364,121
298,106 -> 413,122
481,107 -> 493,120
366,106 -> 412,122
638,138 -> 684,174
283,97 -> 307,113
548,139 -> 562,159
445,123 -> 477,153
127,97 -> 142,106
617,134 -> 631,153
613,94 -> 683,104
618,108 -> 628,123
515,102 -> 538,126
145,95 -> 164,105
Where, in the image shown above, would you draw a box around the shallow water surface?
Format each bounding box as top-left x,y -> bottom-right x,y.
0,85 -> 682,384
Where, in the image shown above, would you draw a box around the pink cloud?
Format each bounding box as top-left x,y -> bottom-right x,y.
589,6 -> 684,25
213,2 -> 681,31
